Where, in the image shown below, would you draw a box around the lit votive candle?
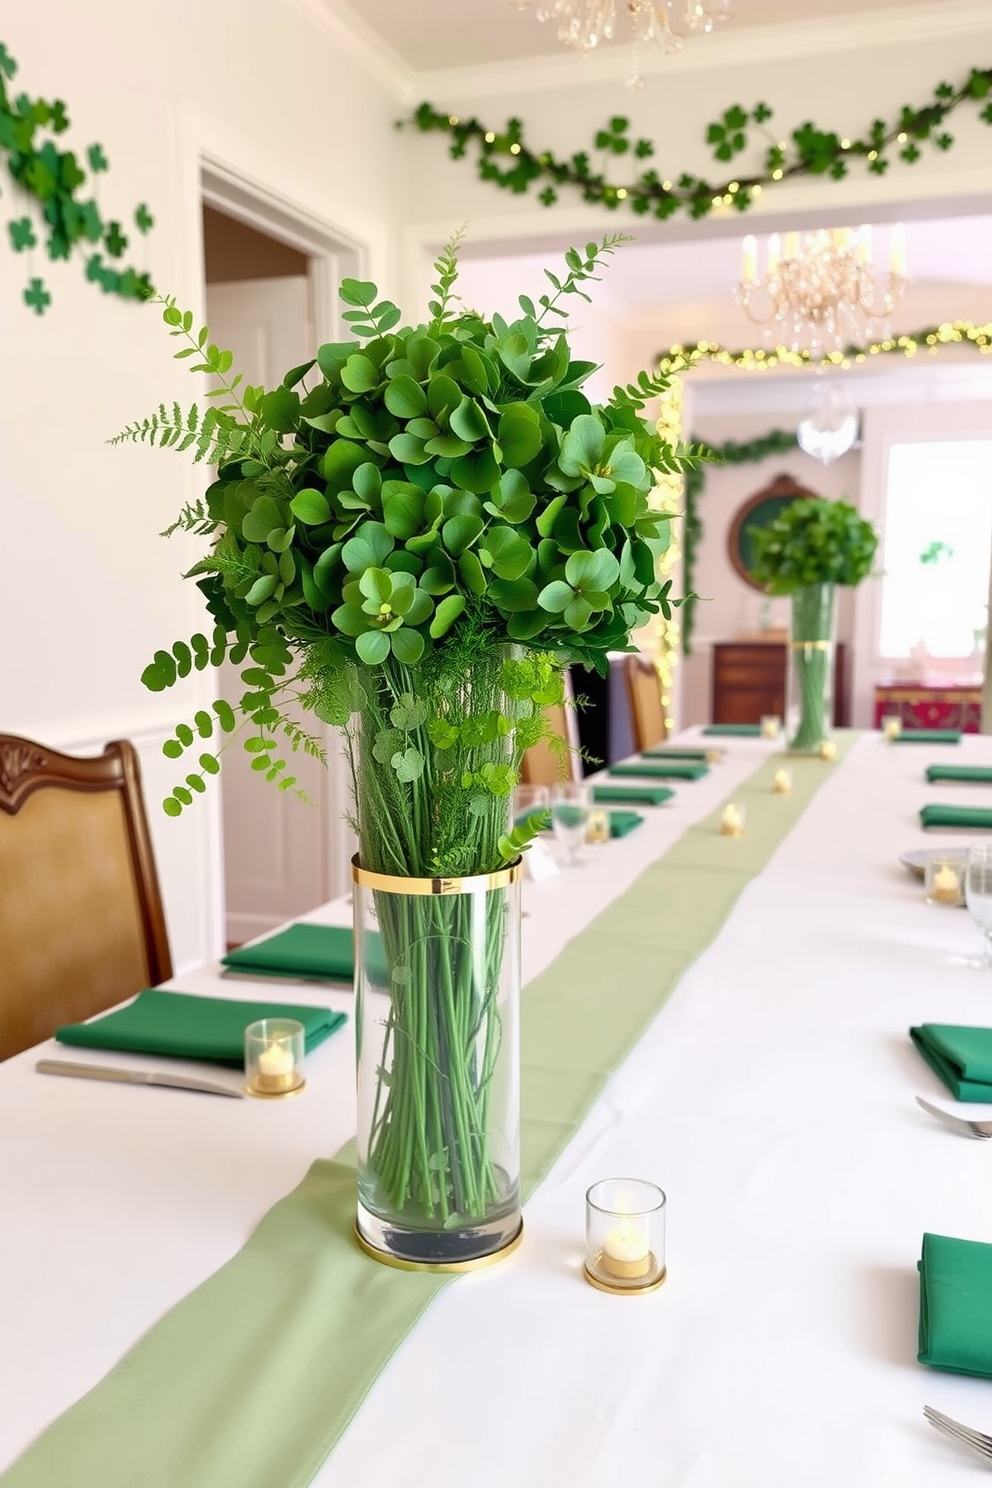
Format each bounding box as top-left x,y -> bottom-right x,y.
925,857 -> 964,907
773,768 -> 792,794
720,802 -> 745,836
818,740 -> 838,761
245,1017 -> 306,1098
760,715 -> 781,739
585,808 -> 610,845
882,715 -> 902,741
585,1179 -> 667,1294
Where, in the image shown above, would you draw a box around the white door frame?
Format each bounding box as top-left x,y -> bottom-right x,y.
170,101 -> 381,914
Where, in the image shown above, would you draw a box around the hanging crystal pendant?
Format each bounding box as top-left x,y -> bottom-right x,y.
796,380 -> 859,465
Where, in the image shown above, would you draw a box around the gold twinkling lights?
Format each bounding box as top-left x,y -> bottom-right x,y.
656,319 -> 992,377
646,375 -> 685,735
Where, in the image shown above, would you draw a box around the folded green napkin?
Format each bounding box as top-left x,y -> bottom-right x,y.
223,924 -> 354,981
56,989 -> 346,1066
893,729 -> 962,744
592,784 -> 674,806
607,809 -> 644,838
610,760 -> 708,781
919,804 -> 992,830
918,1232 -> 992,1378
702,724 -> 761,737
910,1023 -> 992,1101
642,747 -> 712,762
926,765 -> 992,784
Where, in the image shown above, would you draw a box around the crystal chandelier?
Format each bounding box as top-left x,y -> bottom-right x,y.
510,2 -> 733,84
734,225 -> 907,361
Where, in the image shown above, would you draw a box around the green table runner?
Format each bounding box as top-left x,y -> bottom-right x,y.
919,1232 -> 992,1377
609,760 -> 709,781
925,764 -> 992,784
920,803 -> 992,830
56,990 -> 345,1065
2,738 -> 859,1488
910,1023 -> 992,1101
223,924 -> 355,981
893,729 -> 962,744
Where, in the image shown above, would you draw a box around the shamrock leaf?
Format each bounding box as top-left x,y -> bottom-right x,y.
390,694 -> 428,731
391,747 -> 425,783
135,202 -> 154,233
8,217 -> 36,252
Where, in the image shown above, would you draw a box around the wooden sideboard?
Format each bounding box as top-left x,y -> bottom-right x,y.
712,640 -> 851,727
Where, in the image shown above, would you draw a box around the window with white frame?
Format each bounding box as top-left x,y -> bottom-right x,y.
878,439 -> 992,660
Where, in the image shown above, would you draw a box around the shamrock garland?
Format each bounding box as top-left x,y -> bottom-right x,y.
683,430 -> 798,654
0,39 -> 154,312
406,65 -> 992,222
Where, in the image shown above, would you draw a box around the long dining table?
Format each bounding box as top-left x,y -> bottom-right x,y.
2,727 -> 992,1486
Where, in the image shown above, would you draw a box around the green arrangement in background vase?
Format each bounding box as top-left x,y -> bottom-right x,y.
750,497 -> 878,754
112,231 -> 702,1266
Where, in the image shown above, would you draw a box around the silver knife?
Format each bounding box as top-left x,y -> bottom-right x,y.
36,1058 -> 245,1099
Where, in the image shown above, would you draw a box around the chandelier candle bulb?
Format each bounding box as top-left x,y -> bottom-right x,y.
890,223 -> 907,277
742,235 -> 757,283
766,233 -> 780,277
720,803 -> 745,836
784,231 -> 800,260
857,224 -> 872,262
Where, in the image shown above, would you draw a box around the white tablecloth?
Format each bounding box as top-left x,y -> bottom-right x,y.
3,731 -> 992,1486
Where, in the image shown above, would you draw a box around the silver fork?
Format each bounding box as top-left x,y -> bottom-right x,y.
924,1405 -> 992,1464
916,1096 -> 992,1140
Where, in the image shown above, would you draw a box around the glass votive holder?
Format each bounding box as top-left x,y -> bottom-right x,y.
760,715 -> 781,739
818,739 -> 838,761
720,801 -> 746,836
585,807 -> 611,845
881,714 -> 902,740
772,767 -> 792,795
245,1018 -> 306,1098
584,1178 -> 667,1295
925,854 -> 966,907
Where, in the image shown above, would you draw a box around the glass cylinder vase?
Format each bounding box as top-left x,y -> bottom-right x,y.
353,858 -> 522,1269
786,582 -> 836,754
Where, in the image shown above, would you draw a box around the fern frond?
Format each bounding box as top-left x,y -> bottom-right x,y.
160,500 -> 215,538
108,403 -> 253,465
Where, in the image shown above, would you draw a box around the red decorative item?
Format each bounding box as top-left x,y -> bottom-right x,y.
874,683 -> 982,733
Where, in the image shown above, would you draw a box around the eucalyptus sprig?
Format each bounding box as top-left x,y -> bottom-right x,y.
405,64 -> 992,223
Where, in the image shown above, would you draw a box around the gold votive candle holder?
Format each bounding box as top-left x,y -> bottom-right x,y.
584,1178 -> 666,1295
772,768 -> 792,795
245,1018 -> 306,1098
585,807 -> 611,845
720,802 -> 746,836
881,714 -> 902,740
760,715 -> 782,739
925,854 -> 965,907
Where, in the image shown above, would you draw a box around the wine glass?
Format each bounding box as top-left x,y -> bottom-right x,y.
964,843 -> 992,968
551,781 -> 591,867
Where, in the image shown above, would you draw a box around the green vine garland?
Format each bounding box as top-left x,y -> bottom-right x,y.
0,40 -> 154,313
405,65 -> 992,222
683,430 -> 798,654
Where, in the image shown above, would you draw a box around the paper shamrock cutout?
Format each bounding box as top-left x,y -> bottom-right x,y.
104,219 -> 127,257
87,142 -> 108,172
8,217 -> 36,251
135,202 -> 154,233
23,277 -> 51,314
50,99 -> 69,133
0,42 -> 16,80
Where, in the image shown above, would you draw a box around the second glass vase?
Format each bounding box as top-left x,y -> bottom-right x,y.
787,582 -> 836,754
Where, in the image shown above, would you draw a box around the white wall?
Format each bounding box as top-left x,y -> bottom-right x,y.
0,0 -> 404,969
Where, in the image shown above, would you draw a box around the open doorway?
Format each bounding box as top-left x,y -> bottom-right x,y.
200,182 -> 359,946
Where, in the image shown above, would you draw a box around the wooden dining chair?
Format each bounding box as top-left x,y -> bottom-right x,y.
624,653 -> 668,752
519,671 -> 583,786
0,735 -> 172,1061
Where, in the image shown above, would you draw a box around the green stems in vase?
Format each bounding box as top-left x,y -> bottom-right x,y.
788,583 -> 835,753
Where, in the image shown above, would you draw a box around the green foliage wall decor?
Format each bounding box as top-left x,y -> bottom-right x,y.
405,66 -> 992,224
0,39 -> 154,313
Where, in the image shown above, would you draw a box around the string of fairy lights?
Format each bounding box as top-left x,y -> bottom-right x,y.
656,319 -> 992,376
648,380 -> 686,736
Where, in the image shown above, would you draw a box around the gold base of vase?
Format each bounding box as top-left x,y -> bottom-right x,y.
354,1219 -> 523,1273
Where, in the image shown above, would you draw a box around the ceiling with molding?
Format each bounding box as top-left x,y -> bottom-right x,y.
330,0 -> 946,71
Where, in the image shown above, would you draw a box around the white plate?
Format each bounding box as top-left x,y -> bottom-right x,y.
899,846 -> 969,879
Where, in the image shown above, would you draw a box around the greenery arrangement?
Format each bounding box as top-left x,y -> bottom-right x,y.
0,39 -> 154,312
406,65 -> 992,225
682,429 -> 798,653
113,232 -> 697,1243
751,497 -> 877,750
